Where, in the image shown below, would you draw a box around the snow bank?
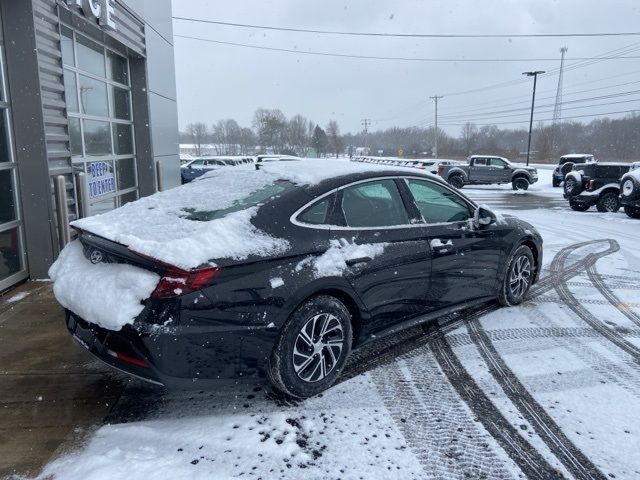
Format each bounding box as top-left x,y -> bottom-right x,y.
48,241 -> 159,330
312,239 -> 386,277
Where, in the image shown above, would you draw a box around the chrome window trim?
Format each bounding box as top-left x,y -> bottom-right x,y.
289,175 -> 478,231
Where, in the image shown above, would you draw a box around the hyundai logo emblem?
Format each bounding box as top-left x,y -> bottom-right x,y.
89,249 -> 104,264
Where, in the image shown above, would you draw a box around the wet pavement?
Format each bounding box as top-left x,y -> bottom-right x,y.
0,283 -> 124,479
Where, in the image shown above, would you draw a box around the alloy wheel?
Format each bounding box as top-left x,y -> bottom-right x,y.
292,313 -> 344,383
509,255 -> 532,300
603,196 -> 618,212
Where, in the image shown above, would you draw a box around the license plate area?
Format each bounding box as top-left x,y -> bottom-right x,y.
70,316 -> 96,350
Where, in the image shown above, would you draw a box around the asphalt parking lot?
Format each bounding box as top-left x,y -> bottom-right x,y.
3,168 -> 640,479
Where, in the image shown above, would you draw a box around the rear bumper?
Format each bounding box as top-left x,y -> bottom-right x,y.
566,193 -> 598,206
65,310 -> 277,389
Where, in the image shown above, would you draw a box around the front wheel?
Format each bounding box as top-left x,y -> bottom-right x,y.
268,295 -> 352,398
624,205 -> 640,218
552,178 -> 560,188
512,177 -> 529,191
498,245 -> 534,306
596,192 -> 620,213
448,175 -> 464,189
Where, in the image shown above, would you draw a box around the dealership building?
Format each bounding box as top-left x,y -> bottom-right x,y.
0,0 -> 180,291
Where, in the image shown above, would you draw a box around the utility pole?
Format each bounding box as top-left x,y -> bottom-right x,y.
361,118 -> 371,151
552,47 -> 568,154
522,71 -> 545,166
430,96 -> 443,157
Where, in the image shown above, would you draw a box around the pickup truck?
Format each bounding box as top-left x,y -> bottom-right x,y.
438,155 -> 538,191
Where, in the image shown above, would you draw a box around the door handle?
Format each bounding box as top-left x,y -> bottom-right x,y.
430,239 -> 453,253
346,256 -> 372,266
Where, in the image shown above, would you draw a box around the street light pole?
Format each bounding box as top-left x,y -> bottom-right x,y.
522,70 -> 545,166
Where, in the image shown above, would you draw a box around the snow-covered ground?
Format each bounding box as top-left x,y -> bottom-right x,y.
37,164 -> 640,480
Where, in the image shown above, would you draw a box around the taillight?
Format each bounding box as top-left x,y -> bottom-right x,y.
437,165 -> 444,175
151,265 -> 222,299
587,180 -> 595,191
107,349 -> 150,369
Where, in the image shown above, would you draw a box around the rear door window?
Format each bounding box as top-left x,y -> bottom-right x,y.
341,179 -> 409,228
405,179 -> 473,224
474,158 -> 488,166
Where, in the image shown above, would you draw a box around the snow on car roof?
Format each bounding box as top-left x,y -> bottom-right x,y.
560,153 -> 593,158
71,160 -> 414,269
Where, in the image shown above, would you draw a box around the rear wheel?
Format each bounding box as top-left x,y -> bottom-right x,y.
624,205 -> 640,218
448,175 -> 464,189
498,245 -> 534,306
512,177 -> 529,191
552,177 -> 560,188
268,295 -> 352,399
596,192 -> 620,213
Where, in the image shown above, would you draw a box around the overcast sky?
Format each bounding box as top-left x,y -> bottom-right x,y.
171,0 -> 640,136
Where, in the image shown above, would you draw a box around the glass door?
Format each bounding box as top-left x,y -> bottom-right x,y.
0,36 -> 27,291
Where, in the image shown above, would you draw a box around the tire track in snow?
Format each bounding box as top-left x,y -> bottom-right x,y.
429,333 -> 564,480
465,319 -> 607,480
370,359 -> 518,479
587,265 -> 640,328
551,240 -> 640,364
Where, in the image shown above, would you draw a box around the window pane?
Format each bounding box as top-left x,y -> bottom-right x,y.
407,179 -> 472,223
0,227 -> 22,281
119,190 -> 138,207
111,86 -> 131,120
112,123 -> 133,155
116,158 -> 136,190
341,179 -> 409,228
79,75 -> 108,117
0,169 -> 17,223
76,34 -> 105,77
0,112 -> 10,163
490,158 -> 506,166
83,120 -> 111,156
107,51 -> 128,85
63,69 -> 79,113
60,27 -> 75,67
89,197 -> 116,216
68,117 -> 82,156
299,196 -> 331,225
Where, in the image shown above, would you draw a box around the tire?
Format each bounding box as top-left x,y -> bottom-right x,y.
512,177 -> 529,191
448,175 -> 464,189
498,245 -> 535,306
552,177 -> 560,188
268,295 -> 352,399
596,192 -> 620,213
560,162 -> 575,176
624,205 -> 640,218
564,176 -> 582,197
570,201 -> 590,212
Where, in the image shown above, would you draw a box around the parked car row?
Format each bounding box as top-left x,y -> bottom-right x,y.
352,156 -> 460,175
563,161 -> 640,218
181,156 -> 255,183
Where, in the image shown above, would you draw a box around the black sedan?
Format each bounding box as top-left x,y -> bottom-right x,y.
58,165 -> 542,398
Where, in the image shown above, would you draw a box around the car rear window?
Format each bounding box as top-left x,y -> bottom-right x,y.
183,181 -> 292,221
298,194 -> 334,225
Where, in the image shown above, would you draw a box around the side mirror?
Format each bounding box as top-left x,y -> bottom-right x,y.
474,206 -> 496,228
504,165 -> 510,169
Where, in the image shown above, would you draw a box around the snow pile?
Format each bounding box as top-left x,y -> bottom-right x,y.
312,239 -> 386,277
270,277 -> 284,289
5,291 -> 29,303
48,241 -> 159,330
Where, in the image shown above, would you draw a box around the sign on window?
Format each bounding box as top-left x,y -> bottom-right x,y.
88,161 -> 116,198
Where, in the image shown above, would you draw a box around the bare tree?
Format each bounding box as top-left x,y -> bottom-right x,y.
186,122 -> 208,156
326,120 -> 344,158
252,108 -> 287,153
461,122 -> 478,155
288,114 -> 309,155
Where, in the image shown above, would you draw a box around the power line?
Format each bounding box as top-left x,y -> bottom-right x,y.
174,35 -> 640,63
172,17 -> 640,39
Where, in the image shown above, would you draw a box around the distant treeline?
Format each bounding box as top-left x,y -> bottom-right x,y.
181,109 -> 640,162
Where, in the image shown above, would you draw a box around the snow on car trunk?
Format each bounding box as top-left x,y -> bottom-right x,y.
49,241 -> 159,331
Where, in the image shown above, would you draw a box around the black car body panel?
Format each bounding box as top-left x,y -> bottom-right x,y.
65,168 -> 543,388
